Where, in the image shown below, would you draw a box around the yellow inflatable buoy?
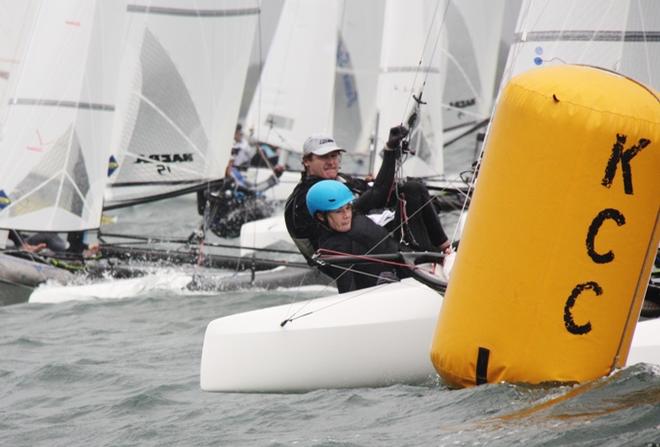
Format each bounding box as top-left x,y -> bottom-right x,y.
430,65 -> 660,388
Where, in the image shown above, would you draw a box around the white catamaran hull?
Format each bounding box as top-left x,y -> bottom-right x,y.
239,214 -> 292,257
627,317 -> 660,367
200,279 -> 660,393
200,278 -> 443,392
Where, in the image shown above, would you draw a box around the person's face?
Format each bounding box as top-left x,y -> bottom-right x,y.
324,203 -> 352,232
234,130 -> 243,142
304,151 -> 342,179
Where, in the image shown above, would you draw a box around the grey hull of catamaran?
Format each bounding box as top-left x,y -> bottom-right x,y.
0,278 -> 34,306
0,252 -> 75,306
188,265 -> 332,293
87,252 -> 332,293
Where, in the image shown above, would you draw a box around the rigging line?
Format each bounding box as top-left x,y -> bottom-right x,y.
281,256 -> 445,326
450,140 -> 485,244
280,277 -> 394,327
324,262 -> 403,282
317,248 -> 417,270
399,0 -> 441,121
400,0 -> 450,124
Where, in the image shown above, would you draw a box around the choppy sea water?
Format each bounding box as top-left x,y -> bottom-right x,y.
2,139 -> 659,446
1,290 -> 660,447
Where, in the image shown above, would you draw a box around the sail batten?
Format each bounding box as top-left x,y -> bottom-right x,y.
9,98 -> 115,110
514,30 -> 660,42
126,5 -> 260,17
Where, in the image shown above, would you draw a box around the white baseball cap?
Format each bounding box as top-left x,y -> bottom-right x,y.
302,134 -> 345,156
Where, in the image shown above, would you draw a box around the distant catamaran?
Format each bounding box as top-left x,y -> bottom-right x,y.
104,0 -> 260,209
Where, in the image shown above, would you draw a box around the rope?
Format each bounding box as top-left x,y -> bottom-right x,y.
316,248 -> 412,270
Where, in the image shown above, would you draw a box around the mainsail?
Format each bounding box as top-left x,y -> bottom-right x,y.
105,0 -> 260,208
0,0 -> 125,232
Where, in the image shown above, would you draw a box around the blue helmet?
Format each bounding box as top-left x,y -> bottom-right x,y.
306,180 -> 354,216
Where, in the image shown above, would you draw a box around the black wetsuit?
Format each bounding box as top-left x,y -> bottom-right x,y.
316,214 -> 411,293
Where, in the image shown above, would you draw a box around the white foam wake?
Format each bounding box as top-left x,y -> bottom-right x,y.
29,270 -> 195,304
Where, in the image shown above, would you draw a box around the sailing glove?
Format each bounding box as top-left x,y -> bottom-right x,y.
386,125 -> 409,150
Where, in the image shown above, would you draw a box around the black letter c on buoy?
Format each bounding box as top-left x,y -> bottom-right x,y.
564,281 -> 603,335
586,208 -> 625,264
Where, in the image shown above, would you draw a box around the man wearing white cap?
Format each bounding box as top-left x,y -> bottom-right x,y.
284,125 -> 449,264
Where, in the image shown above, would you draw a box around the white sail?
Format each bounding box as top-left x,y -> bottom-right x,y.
333,0 -> 386,155
373,0 -> 449,178
243,0 -> 339,154
0,0 -> 125,232
441,0 -> 505,136
105,0 -> 259,207
502,0 -> 660,90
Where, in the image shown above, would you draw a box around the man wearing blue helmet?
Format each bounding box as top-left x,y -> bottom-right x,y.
306,180 -> 407,293
284,125 -> 449,265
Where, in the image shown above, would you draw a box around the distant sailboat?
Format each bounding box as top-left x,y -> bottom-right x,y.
240,0 -> 339,202
333,0 -> 385,162
0,0 -> 126,304
104,0 -> 260,209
